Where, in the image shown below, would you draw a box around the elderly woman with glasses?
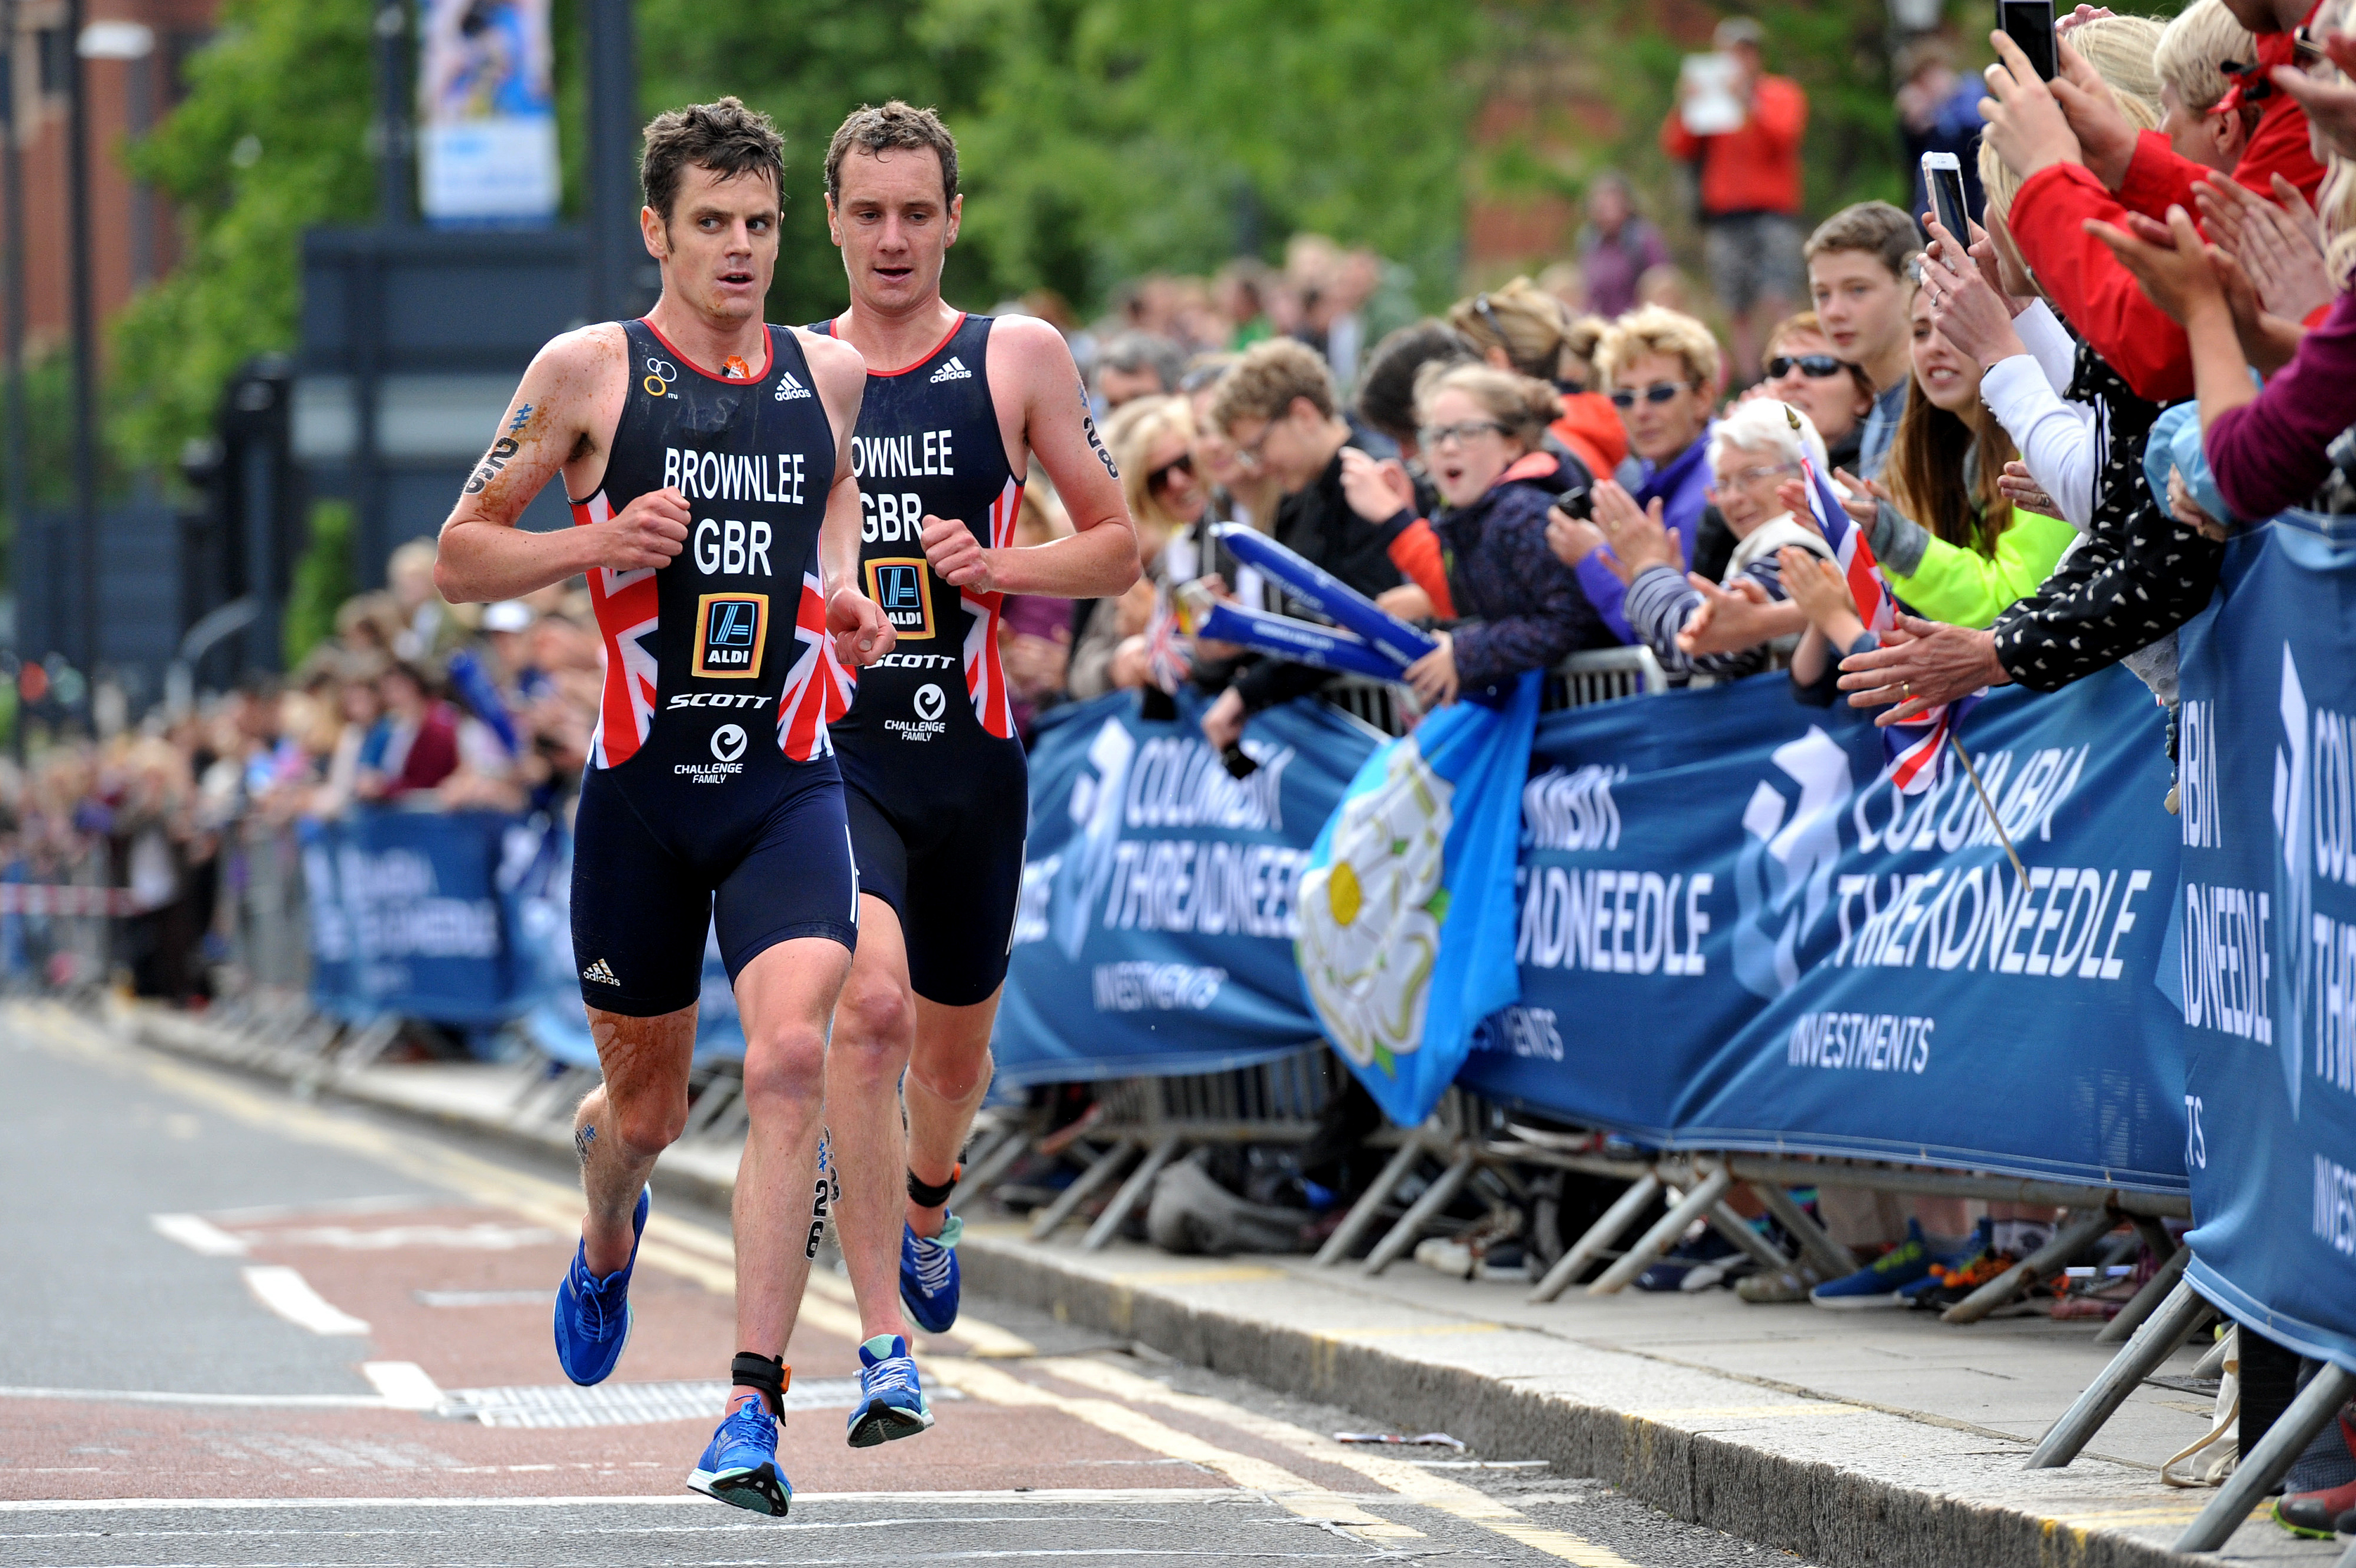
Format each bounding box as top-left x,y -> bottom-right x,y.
1545,306 -> 1721,643
1562,397 -> 1835,681
1398,363 -> 1618,709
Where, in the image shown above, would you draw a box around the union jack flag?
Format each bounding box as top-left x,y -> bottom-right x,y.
1143,590 -> 1189,694
1797,457 -> 1972,796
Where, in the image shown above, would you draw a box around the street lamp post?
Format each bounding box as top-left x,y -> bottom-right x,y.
64,0 -> 95,691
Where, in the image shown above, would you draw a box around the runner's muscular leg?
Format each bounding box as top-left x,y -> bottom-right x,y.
903,988 -> 999,1240
730,933 -> 854,1408
825,893 -> 917,1341
577,1003 -> 696,1275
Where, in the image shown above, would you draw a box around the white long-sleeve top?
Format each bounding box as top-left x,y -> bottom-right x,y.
1976,301 -> 2100,531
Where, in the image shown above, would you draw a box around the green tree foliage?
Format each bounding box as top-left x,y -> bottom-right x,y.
282,498 -> 356,666
111,0 -> 377,473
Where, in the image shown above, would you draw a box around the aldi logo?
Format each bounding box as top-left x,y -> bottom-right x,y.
694,593 -> 768,678
866,558 -> 935,638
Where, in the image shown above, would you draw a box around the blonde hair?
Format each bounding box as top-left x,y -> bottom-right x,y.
1412,363 -> 1562,452
1596,305 -> 1723,394
1109,395 -> 1198,534
1445,277 -> 1570,380
2154,0 -> 2259,113
1980,18 -> 2164,220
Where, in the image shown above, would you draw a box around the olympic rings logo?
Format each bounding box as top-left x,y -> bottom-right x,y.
643,356 -> 677,398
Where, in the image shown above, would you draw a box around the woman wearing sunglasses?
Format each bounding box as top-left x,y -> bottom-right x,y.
1758,312 -> 1874,472
1545,306 -> 1720,643
1396,364 -> 1617,709
1067,395 -> 1210,699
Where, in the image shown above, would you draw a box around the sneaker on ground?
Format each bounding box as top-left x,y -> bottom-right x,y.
1810,1219 -> 1932,1310
688,1399 -> 790,1517
1897,1221 -> 2006,1309
1635,1230 -> 1737,1293
553,1185 -> 648,1385
899,1213 -> 963,1334
1736,1261 -> 1828,1304
2275,1408 -> 2356,1537
846,1333 -> 935,1448
2274,1477 -> 2356,1538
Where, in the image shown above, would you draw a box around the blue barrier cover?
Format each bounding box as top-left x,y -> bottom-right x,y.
994,687 -> 1380,1086
1301,670 -> 1537,1127
1461,666 -> 2189,1192
299,809 -> 541,1027
2173,515 -> 2356,1373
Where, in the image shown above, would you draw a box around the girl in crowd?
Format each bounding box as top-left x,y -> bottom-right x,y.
1399,364 -> 1616,708
1069,395 -> 1205,699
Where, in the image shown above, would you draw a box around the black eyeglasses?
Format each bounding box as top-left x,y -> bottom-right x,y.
1417,419 -> 1508,449
1146,450 -> 1195,493
1766,354 -> 1850,380
1608,382 -> 1692,409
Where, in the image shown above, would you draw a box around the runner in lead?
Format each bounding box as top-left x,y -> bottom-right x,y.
433,99 -> 892,1518
808,102 -> 1138,1440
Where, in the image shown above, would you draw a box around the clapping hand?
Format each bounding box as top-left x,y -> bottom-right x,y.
2085,205 -> 2225,325
1584,480 -> 1682,586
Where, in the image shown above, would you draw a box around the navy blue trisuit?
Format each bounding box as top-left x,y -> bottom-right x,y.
567,318 -> 860,1018
814,313 -> 1030,1007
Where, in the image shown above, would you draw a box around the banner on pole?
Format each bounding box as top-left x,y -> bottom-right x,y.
2171,514 -> 2356,1373
993,688 -> 1380,1087
1460,666 -> 2188,1192
417,0 -> 559,225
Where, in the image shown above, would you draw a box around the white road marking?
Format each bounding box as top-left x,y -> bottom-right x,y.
241,1265 -> 370,1335
0,1488 -> 1262,1513
248,1222 -> 560,1250
415,1288 -> 552,1306
360,1361 -> 443,1411
149,1213 -> 248,1256
0,1386 -> 388,1408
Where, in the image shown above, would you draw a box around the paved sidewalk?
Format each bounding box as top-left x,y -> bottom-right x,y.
108,1000 -> 2347,1568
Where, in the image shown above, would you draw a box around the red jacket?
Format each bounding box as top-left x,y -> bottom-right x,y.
1552,393 -> 1629,481
2008,34 -> 2325,405
1661,75 -> 1807,217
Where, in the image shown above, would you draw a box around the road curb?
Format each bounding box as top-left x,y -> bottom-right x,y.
105,999 -> 2247,1567
954,1238 -> 2221,1568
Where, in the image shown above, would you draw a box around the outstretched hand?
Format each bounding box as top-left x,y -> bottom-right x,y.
1923,214 -> 2029,368
1837,614 -> 2010,724
1587,480 -> 1682,585
1980,31 -> 2085,181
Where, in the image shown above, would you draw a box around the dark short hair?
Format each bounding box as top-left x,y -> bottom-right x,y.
1803,201 -> 1922,280
1355,320 -> 1478,444
825,101 -> 959,207
640,98 -> 785,222
1096,332 -> 1186,396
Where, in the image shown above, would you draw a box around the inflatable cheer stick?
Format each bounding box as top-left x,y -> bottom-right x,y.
1211,523 -> 1437,668
1174,580 -> 1408,680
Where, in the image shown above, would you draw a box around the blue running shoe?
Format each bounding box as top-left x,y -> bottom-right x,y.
846,1333 -> 934,1448
899,1213 -> 963,1334
554,1185 -> 648,1385
1810,1218 -> 1932,1310
688,1399 -> 791,1517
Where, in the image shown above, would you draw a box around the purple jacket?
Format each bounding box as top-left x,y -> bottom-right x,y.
2207,287 -> 2356,521
1435,452 -> 1618,702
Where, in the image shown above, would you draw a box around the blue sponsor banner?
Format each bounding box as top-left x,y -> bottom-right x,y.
1460,664 -> 2188,1192
994,688 -> 1381,1086
299,809 -> 543,1026
2172,514 -> 2356,1373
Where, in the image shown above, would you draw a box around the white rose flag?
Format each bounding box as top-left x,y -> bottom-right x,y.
1298,670 -> 1539,1127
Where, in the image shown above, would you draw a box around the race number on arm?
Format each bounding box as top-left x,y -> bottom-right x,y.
434,324 -> 690,605
919,315 -> 1139,599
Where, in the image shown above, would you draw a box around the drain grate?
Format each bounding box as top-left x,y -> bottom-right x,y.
435,1375 -> 958,1428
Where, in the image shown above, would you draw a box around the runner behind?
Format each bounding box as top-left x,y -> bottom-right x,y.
811,102 -> 1138,1438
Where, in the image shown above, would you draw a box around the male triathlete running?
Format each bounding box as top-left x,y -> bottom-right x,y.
434,99 -> 893,1518
808,102 -> 1137,1434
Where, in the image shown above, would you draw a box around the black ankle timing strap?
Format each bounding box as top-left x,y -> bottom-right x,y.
731,1351 -> 788,1416
906,1165 -> 961,1209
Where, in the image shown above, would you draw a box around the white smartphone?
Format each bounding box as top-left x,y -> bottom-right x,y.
1922,151 -> 1970,250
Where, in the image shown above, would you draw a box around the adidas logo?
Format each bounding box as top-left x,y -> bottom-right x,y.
581,958 -> 620,986
929,356 -> 972,383
774,372 -> 812,401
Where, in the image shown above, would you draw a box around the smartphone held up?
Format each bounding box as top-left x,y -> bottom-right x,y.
1922,151 -> 1971,251
1998,0 -> 2057,80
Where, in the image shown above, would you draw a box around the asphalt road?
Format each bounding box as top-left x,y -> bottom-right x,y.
0,1005 -> 1815,1567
